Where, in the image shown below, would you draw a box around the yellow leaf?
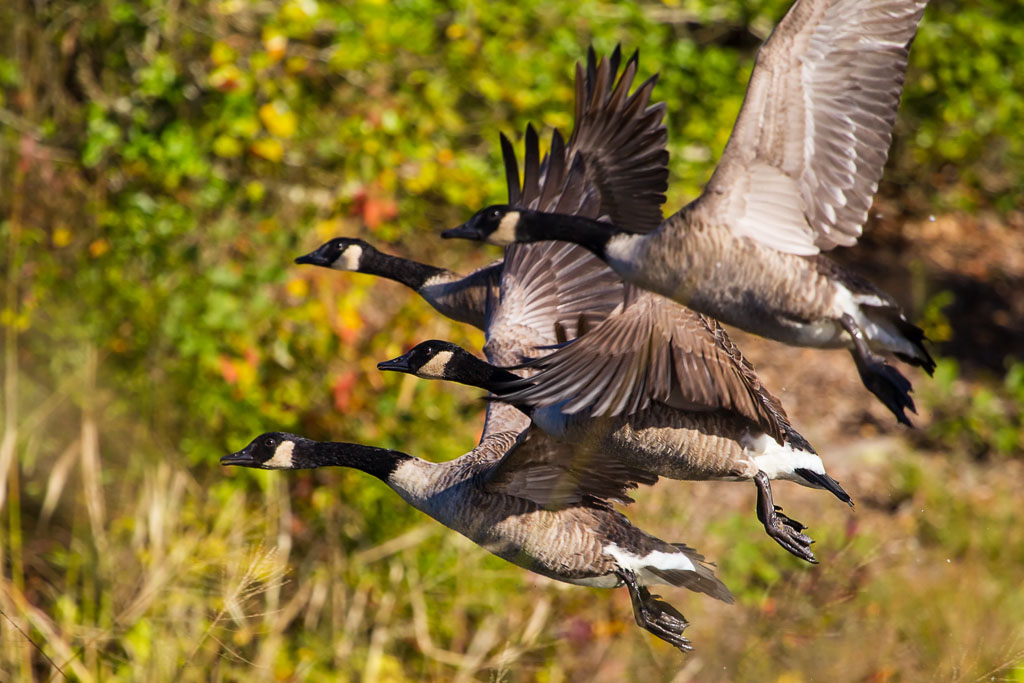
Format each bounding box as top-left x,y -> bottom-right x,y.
250,138 -> 284,162
286,278 -> 309,299
245,180 -> 265,202
53,226 -> 72,247
212,135 -> 243,158
259,101 -> 298,138
315,218 -> 342,240
281,0 -> 318,21
210,41 -> 236,66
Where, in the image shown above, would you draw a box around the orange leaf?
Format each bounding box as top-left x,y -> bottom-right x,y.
332,371 -> 357,413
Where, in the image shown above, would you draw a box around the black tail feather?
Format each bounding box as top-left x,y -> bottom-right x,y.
865,305 -> 937,376
891,315 -> 937,375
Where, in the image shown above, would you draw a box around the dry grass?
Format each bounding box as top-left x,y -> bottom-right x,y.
2,332 -> 1024,682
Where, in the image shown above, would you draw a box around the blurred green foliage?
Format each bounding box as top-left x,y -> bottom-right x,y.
1,0 -> 1023,679
920,357 -> 1024,458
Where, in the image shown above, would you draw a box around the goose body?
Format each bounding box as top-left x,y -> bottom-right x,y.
533,403 -> 823,486
222,431 -> 733,651
297,47 -> 665,439
444,0 -> 935,425
380,338 -> 852,563
304,47 -> 844,560
606,205 -> 927,359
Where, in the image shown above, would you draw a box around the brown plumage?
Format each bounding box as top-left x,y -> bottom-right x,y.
445,0 -> 935,426
223,430 -> 733,652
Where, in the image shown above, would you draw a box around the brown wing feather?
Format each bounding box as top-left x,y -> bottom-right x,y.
483,428 -> 658,507
496,287 -> 790,444
695,0 -> 928,254
502,46 -> 668,229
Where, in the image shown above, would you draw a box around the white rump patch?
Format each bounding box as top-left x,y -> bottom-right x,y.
264,440 -> 296,469
604,543 -> 696,587
833,284 -> 918,358
743,432 -> 825,483
332,244 -> 363,271
417,350 -> 454,379
490,211 -> 521,245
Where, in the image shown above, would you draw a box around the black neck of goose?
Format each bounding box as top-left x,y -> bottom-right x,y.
448,353 -> 524,394
517,210 -> 622,257
296,441 -> 412,482
359,249 -> 448,292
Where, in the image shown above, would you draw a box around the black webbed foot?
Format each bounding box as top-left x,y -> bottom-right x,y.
841,313 -> 916,426
618,569 -> 692,653
754,471 -> 817,563
855,354 -> 916,426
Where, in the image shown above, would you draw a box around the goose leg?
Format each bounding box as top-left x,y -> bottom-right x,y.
754,470 -> 817,564
617,568 -> 692,652
840,313 -> 916,426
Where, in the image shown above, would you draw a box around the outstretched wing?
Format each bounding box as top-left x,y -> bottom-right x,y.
692,0 -> 928,254
495,286 -> 791,444
483,427 -> 659,507
490,46 -> 671,345
507,46 -> 669,231
485,239 -> 624,350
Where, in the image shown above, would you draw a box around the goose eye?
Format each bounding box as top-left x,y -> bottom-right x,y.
264,437 -> 277,448
490,209 -> 501,219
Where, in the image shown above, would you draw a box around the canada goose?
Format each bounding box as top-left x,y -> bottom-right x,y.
295,238 -> 501,330
443,0 -> 935,426
296,47 -> 665,440
378,337 -> 853,564
222,430 -> 734,651
293,46 -> 665,337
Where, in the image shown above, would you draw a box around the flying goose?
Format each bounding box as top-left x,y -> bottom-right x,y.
295,238 -> 502,330
293,46 -> 665,338
222,430 -> 734,652
296,47 -> 665,439
443,0 -> 935,426
378,335 -> 854,564
305,46 -> 843,561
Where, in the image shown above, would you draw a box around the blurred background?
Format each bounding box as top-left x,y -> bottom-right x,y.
1,0 -> 1023,680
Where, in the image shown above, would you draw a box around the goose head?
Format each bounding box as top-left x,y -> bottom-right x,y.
378,340 -> 523,391
442,205 -> 523,246
377,340 -> 469,380
221,432 -> 309,469
295,237 -> 372,271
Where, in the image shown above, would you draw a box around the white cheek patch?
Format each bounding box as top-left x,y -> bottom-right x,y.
490,211 -> 521,245
264,441 -> 296,469
417,350 -> 454,379
332,244 -> 363,271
